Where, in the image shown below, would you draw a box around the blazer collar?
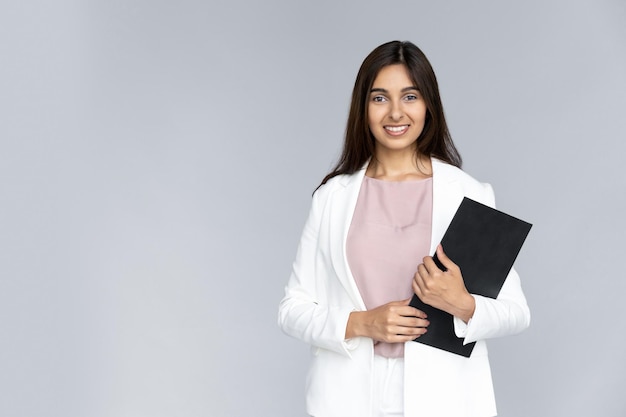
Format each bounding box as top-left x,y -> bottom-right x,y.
430,158 -> 464,253
328,164 -> 368,310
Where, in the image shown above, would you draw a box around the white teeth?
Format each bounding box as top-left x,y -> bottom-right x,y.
385,125 -> 407,132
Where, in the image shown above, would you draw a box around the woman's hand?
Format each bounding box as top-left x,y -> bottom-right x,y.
413,245 -> 476,323
345,298 -> 429,343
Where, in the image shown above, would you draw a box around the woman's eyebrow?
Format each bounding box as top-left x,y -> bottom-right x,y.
369,86 -> 419,93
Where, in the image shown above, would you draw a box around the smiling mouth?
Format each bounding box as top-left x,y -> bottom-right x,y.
384,125 -> 409,135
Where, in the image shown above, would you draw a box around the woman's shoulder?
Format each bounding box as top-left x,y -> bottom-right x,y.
313,170 -> 362,198
306,171 -> 359,219
432,158 -> 480,181
432,158 -> 495,202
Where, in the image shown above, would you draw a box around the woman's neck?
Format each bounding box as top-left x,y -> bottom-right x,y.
366,149 -> 432,181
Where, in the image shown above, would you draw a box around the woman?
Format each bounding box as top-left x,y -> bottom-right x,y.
278,40 -> 530,417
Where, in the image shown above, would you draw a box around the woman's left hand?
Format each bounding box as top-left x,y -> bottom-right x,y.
412,245 -> 476,323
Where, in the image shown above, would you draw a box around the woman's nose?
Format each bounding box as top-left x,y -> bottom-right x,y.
389,101 -> 404,121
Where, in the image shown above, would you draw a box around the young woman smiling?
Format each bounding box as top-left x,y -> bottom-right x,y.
279,41 -> 530,417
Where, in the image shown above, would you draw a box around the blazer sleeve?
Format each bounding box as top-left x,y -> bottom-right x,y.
277,187 -> 358,357
453,183 -> 531,344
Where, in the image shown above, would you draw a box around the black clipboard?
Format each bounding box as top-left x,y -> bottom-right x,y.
410,197 -> 532,357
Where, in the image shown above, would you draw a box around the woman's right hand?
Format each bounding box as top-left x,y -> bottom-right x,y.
345,298 -> 429,343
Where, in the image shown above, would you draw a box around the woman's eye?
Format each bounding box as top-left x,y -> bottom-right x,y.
404,94 -> 419,101
372,95 -> 387,103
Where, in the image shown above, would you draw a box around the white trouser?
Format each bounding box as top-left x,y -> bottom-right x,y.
309,355 -> 404,417
372,355 -> 404,417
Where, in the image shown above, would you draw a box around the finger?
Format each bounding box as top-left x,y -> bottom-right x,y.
393,325 -> 429,339
395,332 -> 427,342
421,256 -> 441,275
412,271 -> 425,299
435,244 -> 459,272
396,305 -> 428,319
412,279 -> 421,300
397,298 -> 427,319
391,323 -> 429,336
415,264 -> 431,288
398,316 -> 430,328
415,263 -> 428,281
386,333 -> 423,344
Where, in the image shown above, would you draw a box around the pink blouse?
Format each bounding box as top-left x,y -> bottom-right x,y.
347,176 -> 433,358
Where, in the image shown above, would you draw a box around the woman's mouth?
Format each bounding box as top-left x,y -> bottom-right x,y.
384,125 -> 409,136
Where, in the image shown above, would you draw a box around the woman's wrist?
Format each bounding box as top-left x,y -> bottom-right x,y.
345,310 -> 366,339
453,294 -> 476,323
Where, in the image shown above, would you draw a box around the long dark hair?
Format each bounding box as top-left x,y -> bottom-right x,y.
317,40 -> 462,189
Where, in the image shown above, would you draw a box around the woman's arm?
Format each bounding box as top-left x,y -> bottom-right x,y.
277,188 -> 359,356
455,267 -> 530,344
413,244 -> 530,344
412,182 -> 531,344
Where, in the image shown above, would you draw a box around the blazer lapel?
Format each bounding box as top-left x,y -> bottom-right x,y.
328,167 -> 368,311
430,158 -> 465,254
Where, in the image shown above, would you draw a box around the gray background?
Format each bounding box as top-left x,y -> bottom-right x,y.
1,0 -> 625,416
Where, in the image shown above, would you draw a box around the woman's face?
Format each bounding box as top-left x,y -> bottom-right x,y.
367,64 -> 427,155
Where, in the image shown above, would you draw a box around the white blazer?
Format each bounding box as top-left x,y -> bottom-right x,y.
278,158 -> 530,417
